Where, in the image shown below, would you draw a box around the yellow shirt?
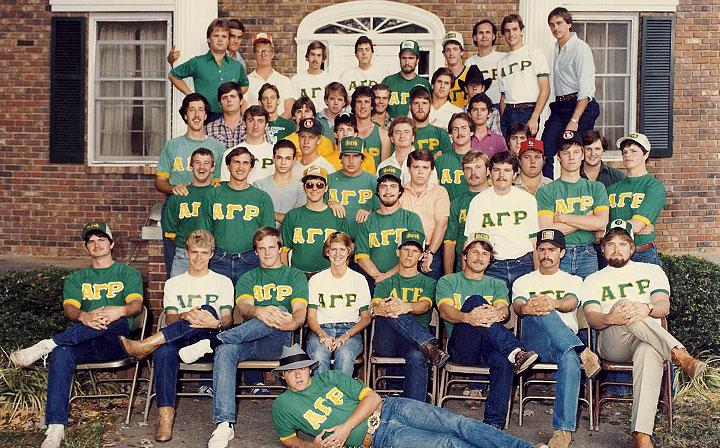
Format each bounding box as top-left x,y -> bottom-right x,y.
285,132 -> 335,159
399,182 -> 451,239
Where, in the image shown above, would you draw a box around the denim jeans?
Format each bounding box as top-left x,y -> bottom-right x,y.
485,252 -> 534,290
306,322 -> 363,377
560,243 -> 598,280
500,106 -> 536,138
373,315 -> 435,402
541,98 -> 600,178
632,245 -> 661,266
521,312 -> 584,431
427,245 -> 444,281
212,318 -> 291,423
155,305 -> 220,407
372,396 -> 533,448
46,319 -> 130,424
161,195 -> 176,280
448,295 -> 524,428
209,248 -> 260,285
170,247 -> 189,278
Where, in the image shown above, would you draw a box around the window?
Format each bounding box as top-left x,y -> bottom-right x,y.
574,14 -> 638,152
89,14 -> 171,164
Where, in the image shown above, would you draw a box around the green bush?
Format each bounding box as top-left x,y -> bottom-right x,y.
662,254 -> 720,356
0,268 -> 72,349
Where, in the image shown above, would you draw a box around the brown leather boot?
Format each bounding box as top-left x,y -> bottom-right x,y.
671,347 -> 707,379
419,340 -> 450,368
547,430 -> 571,448
120,332 -> 166,360
633,431 -> 654,448
155,406 -> 175,442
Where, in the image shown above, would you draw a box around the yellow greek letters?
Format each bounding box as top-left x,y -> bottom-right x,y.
554,196 -> 594,214
253,284 -> 292,302
368,228 -> 406,248
302,387 -> 345,430
179,202 -> 201,219
172,156 -> 191,172
609,192 -> 645,209
80,282 -> 124,300
440,169 -> 464,185
415,138 -> 439,151
212,203 -> 260,221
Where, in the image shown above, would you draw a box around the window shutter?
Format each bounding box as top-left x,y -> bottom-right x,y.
50,17 -> 85,164
639,16 -> 674,158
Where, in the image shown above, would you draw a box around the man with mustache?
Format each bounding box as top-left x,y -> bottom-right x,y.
382,40 -> 432,118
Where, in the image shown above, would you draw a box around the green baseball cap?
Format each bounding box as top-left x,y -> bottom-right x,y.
82,222 -> 113,242
340,136 -> 364,154
377,165 -> 402,183
399,230 -> 426,251
605,219 -> 635,240
399,40 -> 420,56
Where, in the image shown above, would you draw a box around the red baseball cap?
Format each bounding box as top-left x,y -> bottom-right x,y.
519,137 -> 544,156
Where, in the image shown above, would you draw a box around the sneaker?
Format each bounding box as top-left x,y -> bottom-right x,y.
464,388 -> 484,409
179,339 -> 213,364
41,424 -> 65,448
512,350 -> 538,374
198,385 -> 214,395
580,347 -> 601,379
10,339 -> 55,367
250,383 -> 271,395
208,422 -> 234,448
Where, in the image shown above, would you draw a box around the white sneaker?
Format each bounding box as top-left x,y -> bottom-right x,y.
41,424 -> 65,448
208,422 -> 234,448
179,339 -> 213,364
10,339 -> 56,367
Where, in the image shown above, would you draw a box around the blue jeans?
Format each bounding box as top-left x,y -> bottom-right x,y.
161,195 -> 176,280
500,106 -> 536,138
212,318 -> 291,423
373,315 -> 435,402
541,98 -> 600,178
373,396 -> 533,448
46,319 -> 130,424
209,248 -> 260,285
448,295 -> 523,428
560,243 -> 598,280
170,247 -> 188,278
485,252 -> 534,290
632,244 -> 661,266
521,312 -> 584,431
307,322 -> 363,377
427,245 -> 444,280
155,305 -> 220,407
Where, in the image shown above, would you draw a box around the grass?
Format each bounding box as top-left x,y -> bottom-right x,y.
0,421 -> 106,448
654,390 -> 720,448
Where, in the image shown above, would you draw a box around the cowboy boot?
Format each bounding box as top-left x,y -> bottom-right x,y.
671,347 -> 707,379
120,332 -> 166,360
155,406 -> 175,442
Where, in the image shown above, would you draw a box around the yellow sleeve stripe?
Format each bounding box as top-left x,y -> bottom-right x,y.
593,205 -> 609,213
418,297 -> 432,303
538,210 -> 555,217
444,239 -> 456,245
437,298 -> 456,308
354,254 -> 370,261
281,247 -> 291,253
632,214 -> 652,226
279,433 -> 297,441
494,298 -> 510,307
156,172 -> 170,179
291,298 -> 308,306
371,298 -> 382,303
63,299 -> 81,309
358,386 -> 373,400
125,293 -> 143,303
164,232 -> 176,239
236,294 -> 254,304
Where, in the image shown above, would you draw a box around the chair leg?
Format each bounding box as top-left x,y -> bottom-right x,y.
664,362 -> 673,432
124,361 -> 141,425
518,374 -> 525,427
88,370 -> 99,395
143,362 -> 156,424
593,377 -> 601,431
586,377 -> 594,431
504,382 -> 514,430
437,369 -> 448,407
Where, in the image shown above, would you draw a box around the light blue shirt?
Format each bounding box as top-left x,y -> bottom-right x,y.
553,33 -> 595,100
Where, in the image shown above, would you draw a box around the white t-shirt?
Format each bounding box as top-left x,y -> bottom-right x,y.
291,71 -> 334,112
308,268 -> 371,324
163,270 -> 235,315
496,46 -> 550,105
291,155 -> 337,181
246,69 -> 294,116
429,101 -> 463,131
512,270 -> 583,333
339,65 -> 389,95
464,186 -> 539,260
376,153 -> 438,186
467,50 -> 506,105
581,261 -> 670,325
220,141 -> 274,184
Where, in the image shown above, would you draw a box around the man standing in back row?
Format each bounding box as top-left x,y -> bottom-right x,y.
382,40 -> 432,118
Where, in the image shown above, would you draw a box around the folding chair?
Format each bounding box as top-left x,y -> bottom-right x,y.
71,305 -> 149,425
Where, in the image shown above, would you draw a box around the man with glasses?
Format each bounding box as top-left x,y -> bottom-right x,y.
245,33 -> 294,118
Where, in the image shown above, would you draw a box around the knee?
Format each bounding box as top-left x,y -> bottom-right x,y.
215,344 -> 240,366
49,346 -> 74,367
154,344 -> 178,362
633,342 -> 663,366
559,350 -> 581,372
405,347 -> 427,367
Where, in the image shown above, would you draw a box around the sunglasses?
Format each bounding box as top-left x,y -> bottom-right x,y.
304,182 -> 326,190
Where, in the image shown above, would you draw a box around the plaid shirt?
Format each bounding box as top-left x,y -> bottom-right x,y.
205,116 -> 246,149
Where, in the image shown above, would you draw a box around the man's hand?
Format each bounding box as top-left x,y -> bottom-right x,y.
256,306 -> 293,329
637,223 -> 655,235
522,295 -> 554,316
565,120 -> 579,132
319,333 -> 335,351
185,307 -> 221,329
607,301 -> 648,326
171,183 -> 190,196
471,305 -> 504,327
94,306 -> 126,325
167,46 -> 180,65
527,115 -> 539,135
328,201 -> 346,219
622,301 -> 651,324
318,424 -> 352,448
420,252 -> 433,273
355,209 -> 371,223
373,271 -> 393,284
79,309 -> 109,330
330,332 -> 352,351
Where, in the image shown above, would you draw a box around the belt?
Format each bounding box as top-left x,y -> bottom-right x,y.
506,102 -> 536,109
635,241 -> 656,253
215,248 -> 255,259
556,92 -> 578,102
361,401 -> 383,447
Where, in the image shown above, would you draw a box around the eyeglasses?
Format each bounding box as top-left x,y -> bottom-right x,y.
257,49 -> 273,55
304,182 -> 326,190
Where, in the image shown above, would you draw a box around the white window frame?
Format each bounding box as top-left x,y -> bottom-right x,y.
88,12 -> 172,166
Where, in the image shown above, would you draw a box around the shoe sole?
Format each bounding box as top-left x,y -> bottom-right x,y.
690,362 -> 708,379
434,352 -> 450,368
515,353 -> 539,374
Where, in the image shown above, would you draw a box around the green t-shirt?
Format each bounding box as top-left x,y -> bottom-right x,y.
156,135 -> 225,185
355,208 -> 423,273
607,173 -> 666,246
327,170 -> 378,239
235,264 -> 309,311
161,184 -> 213,249
434,149 -> 468,201
280,206 -> 349,273
373,272 -> 436,328
436,272 -> 508,336
382,73 -> 432,118
170,51 -> 249,113
272,370 -> 372,446
63,263 -> 143,327
536,178 -> 610,246
444,190 -> 479,269
268,116 -> 296,144
414,124 -> 452,157
201,183 -> 275,253
363,124 -> 384,168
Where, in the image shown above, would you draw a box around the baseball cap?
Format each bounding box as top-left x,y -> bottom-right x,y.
340,136 -> 364,154
377,165 -> 402,183
399,230 -> 426,251
616,132 -> 651,153
297,117 -> 322,136
605,219 -> 635,240
536,229 -> 565,249
464,232 -> 494,251
442,31 -> 464,49
301,165 -> 328,184
519,137 -> 544,156
399,40 -> 420,56
558,130 -> 583,148
253,32 -> 273,46
82,222 -> 113,242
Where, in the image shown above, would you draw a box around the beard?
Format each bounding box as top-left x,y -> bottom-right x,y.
606,255 -> 630,268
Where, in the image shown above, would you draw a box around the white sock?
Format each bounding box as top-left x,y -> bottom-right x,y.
508,348 -> 521,363
44,339 -> 58,350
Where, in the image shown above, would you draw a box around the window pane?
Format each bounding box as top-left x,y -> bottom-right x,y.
607,23 -> 628,47
607,49 -> 628,73
592,49 -> 607,74
585,23 -> 606,48
604,76 -> 628,101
